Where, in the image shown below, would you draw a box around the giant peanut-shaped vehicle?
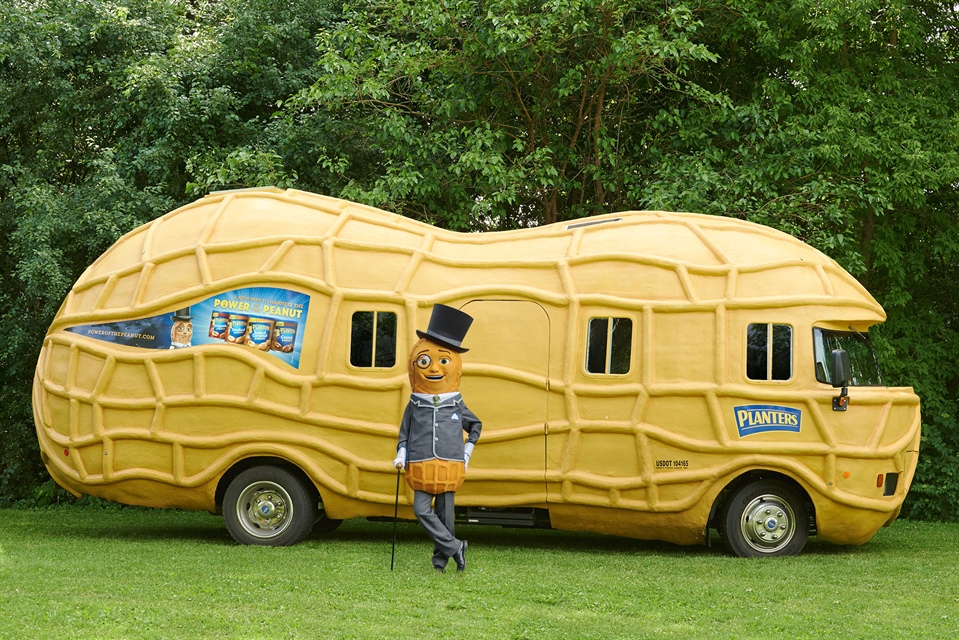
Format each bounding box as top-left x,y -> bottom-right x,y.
33,188 -> 921,557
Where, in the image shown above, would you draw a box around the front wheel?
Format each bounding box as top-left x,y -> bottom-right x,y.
224,466 -> 318,546
720,480 -> 809,558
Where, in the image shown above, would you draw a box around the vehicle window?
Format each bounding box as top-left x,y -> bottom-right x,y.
813,327 -> 882,386
350,311 -> 397,368
586,317 -> 632,374
746,323 -> 792,381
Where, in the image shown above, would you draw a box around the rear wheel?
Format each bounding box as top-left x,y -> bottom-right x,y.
721,480 -> 809,558
224,466 -> 318,546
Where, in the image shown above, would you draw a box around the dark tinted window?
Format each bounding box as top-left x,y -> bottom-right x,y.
586,317 -> 632,375
746,323 -> 791,381
350,311 -> 397,368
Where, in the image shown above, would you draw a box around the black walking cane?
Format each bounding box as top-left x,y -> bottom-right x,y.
390,467 -> 401,571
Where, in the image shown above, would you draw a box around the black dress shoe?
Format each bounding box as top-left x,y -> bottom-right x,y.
453,540 -> 467,572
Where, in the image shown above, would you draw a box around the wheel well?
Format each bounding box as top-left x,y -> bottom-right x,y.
214,457 -> 318,515
709,470 -> 817,536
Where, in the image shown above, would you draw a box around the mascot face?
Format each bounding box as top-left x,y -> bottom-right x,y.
171,320 -> 193,346
409,338 -> 462,395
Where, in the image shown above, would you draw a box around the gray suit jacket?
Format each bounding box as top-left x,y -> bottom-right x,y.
397,393 -> 482,463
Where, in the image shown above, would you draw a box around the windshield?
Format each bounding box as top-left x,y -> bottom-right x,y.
813,328 -> 883,386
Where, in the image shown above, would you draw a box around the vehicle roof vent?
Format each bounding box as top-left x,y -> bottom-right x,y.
565,217 -> 622,230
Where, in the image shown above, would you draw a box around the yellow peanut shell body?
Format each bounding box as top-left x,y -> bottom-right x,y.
33,188 -> 920,549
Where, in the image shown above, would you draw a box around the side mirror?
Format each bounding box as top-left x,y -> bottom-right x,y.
831,349 -> 850,411
830,349 -> 851,388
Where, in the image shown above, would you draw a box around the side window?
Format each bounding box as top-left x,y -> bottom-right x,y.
350,311 -> 397,368
586,317 -> 632,375
746,323 -> 792,381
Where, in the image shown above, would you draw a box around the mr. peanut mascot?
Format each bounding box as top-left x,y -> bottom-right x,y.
394,304 -> 482,572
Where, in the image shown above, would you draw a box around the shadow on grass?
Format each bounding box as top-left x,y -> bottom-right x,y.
337,517 -> 891,555
66,513 -> 704,557
325,517 -> 714,557
20,507 -> 900,559
20,507 -> 231,544
326,518 -> 901,561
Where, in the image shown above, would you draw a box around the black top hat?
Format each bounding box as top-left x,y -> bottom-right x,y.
172,308 -> 193,321
416,304 -> 473,353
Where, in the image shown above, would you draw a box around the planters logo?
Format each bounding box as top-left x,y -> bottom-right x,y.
734,405 -> 801,437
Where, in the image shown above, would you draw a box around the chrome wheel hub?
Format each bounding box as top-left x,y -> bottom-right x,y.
236,481 -> 292,539
739,494 -> 797,554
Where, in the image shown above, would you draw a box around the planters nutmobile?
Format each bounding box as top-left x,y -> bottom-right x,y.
33,188 -> 921,557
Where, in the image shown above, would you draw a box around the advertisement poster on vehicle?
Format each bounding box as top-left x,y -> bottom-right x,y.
66,287 -> 310,368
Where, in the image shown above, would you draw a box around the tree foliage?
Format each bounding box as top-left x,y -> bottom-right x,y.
2,0 -> 958,517
295,0 -> 725,229
645,0 -> 959,518
0,0 -> 335,501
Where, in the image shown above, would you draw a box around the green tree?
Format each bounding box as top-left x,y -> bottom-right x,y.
0,0 -> 183,501
294,0 -> 723,229
292,0 -> 959,519
638,0 -> 959,518
2,0 -> 958,519
0,0 -> 335,502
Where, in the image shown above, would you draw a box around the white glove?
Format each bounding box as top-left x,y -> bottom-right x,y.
393,447 -> 406,469
464,442 -> 475,470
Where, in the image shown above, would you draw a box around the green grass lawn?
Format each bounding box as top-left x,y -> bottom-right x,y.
0,508 -> 956,639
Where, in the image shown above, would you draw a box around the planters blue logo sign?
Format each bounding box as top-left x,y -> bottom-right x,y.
734,405 -> 802,437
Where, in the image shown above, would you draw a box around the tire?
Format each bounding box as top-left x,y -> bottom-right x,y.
224,466 -> 318,546
720,480 -> 809,558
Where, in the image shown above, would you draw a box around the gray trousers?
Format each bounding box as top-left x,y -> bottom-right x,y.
412,490 -> 461,565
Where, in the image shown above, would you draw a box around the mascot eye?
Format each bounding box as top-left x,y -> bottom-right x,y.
417,355 -> 431,368
439,357 -> 452,366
